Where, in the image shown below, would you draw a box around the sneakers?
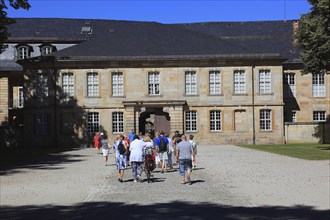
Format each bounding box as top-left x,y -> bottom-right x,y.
134,179 -> 137,183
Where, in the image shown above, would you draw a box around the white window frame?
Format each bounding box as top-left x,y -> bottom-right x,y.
112,72 -> 123,96
36,73 -> 49,98
233,70 -> 246,94
260,109 -> 272,131
16,45 -> 30,60
112,112 -> 124,133
209,70 -> 221,95
210,110 -> 222,131
40,45 -> 53,55
284,73 -> 296,97
185,111 -> 197,132
87,112 -> 100,133
292,111 -> 297,122
35,113 -> 49,136
87,72 -> 99,97
313,111 -> 326,122
62,73 -> 74,97
148,71 -> 160,95
312,73 -> 325,97
259,69 -> 272,94
18,86 -> 24,108
185,71 -> 197,95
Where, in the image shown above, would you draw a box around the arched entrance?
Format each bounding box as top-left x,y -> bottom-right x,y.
139,108 -> 170,135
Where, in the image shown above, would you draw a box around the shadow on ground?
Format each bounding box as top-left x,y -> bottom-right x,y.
0,148 -> 86,176
0,201 -> 329,220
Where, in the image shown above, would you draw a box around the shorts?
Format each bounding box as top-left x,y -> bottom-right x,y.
102,148 -> 109,156
158,152 -> 168,161
178,159 -> 192,176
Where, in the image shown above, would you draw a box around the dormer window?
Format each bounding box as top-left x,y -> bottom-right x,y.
16,45 -> 31,60
40,44 -> 56,55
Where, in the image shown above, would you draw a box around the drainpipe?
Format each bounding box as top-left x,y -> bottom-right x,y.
52,58 -> 58,147
252,62 -> 256,145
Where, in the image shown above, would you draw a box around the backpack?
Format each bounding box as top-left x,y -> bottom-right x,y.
117,141 -> 126,155
158,137 -> 167,152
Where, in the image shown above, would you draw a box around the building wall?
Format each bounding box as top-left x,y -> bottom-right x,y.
24,63 -> 285,147
0,76 -> 9,126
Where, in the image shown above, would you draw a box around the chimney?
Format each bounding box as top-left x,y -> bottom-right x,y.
293,20 -> 299,45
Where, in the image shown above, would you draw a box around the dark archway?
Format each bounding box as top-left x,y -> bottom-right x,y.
139,108 -> 170,135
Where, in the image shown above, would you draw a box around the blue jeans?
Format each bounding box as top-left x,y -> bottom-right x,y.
178,159 -> 192,176
131,161 -> 143,179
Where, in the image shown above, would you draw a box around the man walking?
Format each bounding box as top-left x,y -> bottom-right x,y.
155,131 -> 169,173
176,134 -> 195,185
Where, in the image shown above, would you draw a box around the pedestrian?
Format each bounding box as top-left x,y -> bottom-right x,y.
93,132 -> 100,154
188,134 -> 197,169
128,129 -> 135,143
98,132 -> 104,154
124,135 -> 131,166
153,132 -> 160,167
155,131 -> 169,173
101,134 -> 110,166
114,135 -> 128,182
176,134 -> 195,185
129,135 -> 144,182
165,133 -> 173,169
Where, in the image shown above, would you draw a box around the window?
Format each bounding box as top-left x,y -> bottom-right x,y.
313,111 -> 326,122
259,69 -> 271,94
233,70 -> 246,94
312,73 -> 325,97
18,87 -> 24,108
40,45 -> 54,55
260,109 -> 272,131
35,113 -> 49,136
87,112 -> 99,133
284,74 -> 296,97
292,112 -> 297,122
16,45 -> 30,60
185,111 -> 197,132
62,73 -> 74,97
36,73 -> 48,98
148,72 -> 160,95
185,71 -> 197,95
209,71 -> 221,95
210,110 -> 221,131
112,112 -> 124,133
112,72 -> 123,96
87,72 -> 99,96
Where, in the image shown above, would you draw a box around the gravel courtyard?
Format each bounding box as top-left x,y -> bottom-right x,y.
1,145 -> 329,219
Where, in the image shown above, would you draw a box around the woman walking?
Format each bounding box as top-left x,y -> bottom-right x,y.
114,135 -> 128,182
101,134 -> 110,166
129,135 -> 144,182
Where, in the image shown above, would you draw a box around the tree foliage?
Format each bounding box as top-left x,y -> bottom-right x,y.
296,0 -> 330,74
0,0 -> 30,53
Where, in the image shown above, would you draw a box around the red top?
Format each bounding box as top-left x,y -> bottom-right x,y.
93,135 -> 100,148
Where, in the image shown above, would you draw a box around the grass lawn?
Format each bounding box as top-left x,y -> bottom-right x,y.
238,143 -> 330,160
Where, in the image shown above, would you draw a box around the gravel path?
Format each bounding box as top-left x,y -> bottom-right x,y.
1,145 -> 329,219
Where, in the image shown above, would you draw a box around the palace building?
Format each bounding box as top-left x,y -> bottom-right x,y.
0,18 -> 329,147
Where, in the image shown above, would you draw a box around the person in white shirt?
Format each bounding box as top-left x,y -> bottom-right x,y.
129,135 -> 144,182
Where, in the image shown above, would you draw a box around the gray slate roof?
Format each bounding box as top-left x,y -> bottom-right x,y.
5,18 -> 300,63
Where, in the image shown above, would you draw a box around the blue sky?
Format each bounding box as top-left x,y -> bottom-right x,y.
7,0 -> 311,24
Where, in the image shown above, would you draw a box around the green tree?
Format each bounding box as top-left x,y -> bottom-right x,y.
0,0 -> 30,53
296,0 -> 330,74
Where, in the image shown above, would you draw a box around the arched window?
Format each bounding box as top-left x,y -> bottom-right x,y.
16,45 -> 32,60
40,44 -> 56,55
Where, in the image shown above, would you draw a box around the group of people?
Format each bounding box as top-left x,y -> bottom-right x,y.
93,129 -> 197,185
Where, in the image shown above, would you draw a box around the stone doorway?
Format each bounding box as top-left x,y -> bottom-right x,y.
139,108 -> 170,136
